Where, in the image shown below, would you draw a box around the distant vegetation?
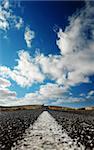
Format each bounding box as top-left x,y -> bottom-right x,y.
0,105 -> 94,111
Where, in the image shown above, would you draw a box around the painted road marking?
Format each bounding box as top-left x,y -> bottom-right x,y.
12,111 -> 84,150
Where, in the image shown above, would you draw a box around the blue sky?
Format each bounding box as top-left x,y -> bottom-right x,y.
0,0 -> 94,108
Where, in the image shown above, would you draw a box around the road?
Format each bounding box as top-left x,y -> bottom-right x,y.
12,111 -> 84,150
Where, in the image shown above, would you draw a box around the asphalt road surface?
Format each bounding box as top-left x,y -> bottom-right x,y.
11,111 -> 84,150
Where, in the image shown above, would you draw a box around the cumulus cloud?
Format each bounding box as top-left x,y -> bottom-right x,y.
14,83 -> 85,106
0,50 -> 44,87
15,17 -> 23,30
35,51 -> 89,87
0,1 -> 94,106
0,77 -> 17,106
39,83 -> 65,99
0,77 -> 11,88
14,83 -> 67,106
57,2 -> 94,55
86,90 -> 94,99
88,90 -> 94,96
0,0 -> 23,31
51,97 -> 85,106
0,88 -> 17,106
0,88 -> 16,99
1,1 -> 94,90
24,26 -> 35,48
3,0 -> 9,9
35,54 -> 64,84
56,2 -> 94,86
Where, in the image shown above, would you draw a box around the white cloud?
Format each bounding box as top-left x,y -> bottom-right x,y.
14,83 -> 85,106
12,50 -> 44,87
0,0 -> 23,31
15,17 -> 23,30
0,2 -> 94,106
0,77 -> 11,88
87,90 -> 94,99
80,93 -> 85,97
0,77 -> 17,106
88,90 -> 94,96
0,66 -> 11,77
51,97 -> 85,106
1,1 -> 94,90
57,2 -> 94,56
0,50 -> 44,87
3,0 -> 10,9
55,2 -> 94,86
14,83 -> 66,106
39,83 -> 65,99
0,88 -> 17,106
35,54 -> 64,83
24,26 -> 35,48
0,88 -> 16,99
0,81 -> 84,106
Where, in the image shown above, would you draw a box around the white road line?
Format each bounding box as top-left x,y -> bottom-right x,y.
11,111 -> 85,150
